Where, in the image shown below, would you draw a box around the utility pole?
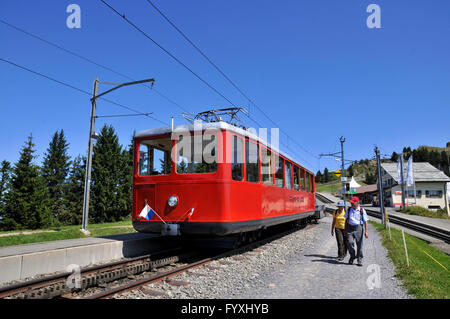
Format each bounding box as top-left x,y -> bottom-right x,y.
375,146 -> 386,228
81,77 -> 155,235
340,137 -> 347,212
81,78 -> 99,235
319,136 -> 349,212
399,154 -> 406,210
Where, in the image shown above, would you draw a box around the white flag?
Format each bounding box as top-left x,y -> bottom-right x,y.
406,156 -> 414,187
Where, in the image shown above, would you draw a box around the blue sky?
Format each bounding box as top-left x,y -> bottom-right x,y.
1,0 -> 449,174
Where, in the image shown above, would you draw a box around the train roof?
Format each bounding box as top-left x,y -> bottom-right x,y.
135,122 -> 313,173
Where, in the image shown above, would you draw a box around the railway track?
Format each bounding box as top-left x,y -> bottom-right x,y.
0,220 -> 316,299
315,194 -> 450,243
0,247 -> 194,299
86,222 -> 315,299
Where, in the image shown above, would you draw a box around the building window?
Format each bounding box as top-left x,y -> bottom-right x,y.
231,135 -> 243,181
245,140 -> 259,183
426,190 -> 442,198
275,155 -> 284,188
261,146 -> 273,185
407,190 -> 422,198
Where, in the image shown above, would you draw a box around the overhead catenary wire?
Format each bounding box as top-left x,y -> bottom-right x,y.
0,57 -> 169,126
143,0 -> 319,165
100,0 -> 236,107
0,18 -> 189,115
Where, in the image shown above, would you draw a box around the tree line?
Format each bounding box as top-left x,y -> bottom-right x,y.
0,124 -> 133,231
391,146 -> 450,177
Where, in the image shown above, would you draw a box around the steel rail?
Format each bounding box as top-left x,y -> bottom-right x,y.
87,222 -> 316,299
0,247 -> 183,299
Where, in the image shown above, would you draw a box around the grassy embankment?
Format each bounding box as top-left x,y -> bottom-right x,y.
397,206 -> 449,219
0,218 -> 135,247
371,221 -> 449,298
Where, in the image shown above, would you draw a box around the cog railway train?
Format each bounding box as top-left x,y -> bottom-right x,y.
132,122 -> 317,245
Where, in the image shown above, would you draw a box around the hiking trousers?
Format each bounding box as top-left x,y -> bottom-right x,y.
334,228 -> 347,258
346,224 -> 364,261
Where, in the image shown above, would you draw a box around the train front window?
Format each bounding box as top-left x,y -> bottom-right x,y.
138,138 -> 172,176
231,135 -> 243,181
176,134 -> 217,174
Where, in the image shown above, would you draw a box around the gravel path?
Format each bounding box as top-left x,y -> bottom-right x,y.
117,216 -> 411,299
233,216 -> 411,299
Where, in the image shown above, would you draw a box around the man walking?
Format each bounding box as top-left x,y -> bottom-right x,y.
345,196 -> 369,266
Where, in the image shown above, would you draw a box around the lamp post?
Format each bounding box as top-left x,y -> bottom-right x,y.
81,77 -> 155,235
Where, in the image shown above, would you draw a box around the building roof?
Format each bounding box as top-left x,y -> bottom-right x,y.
355,184 -> 378,194
381,162 -> 450,183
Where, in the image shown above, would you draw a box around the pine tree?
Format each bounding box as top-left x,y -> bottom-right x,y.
323,167 -> 329,183
0,160 -> 12,218
42,130 -> 71,220
390,152 -> 398,162
315,170 -> 322,183
347,165 -> 354,177
118,135 -> 134,220
441,151 -> 450,175
91,125 -> 127,223
60,155 -> 85,225
1,135 -> 53,230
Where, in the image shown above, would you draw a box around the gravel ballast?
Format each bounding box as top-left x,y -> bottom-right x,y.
116,216 -> 411,299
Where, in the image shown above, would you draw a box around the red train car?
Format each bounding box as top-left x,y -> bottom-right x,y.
132,122 -> 316,238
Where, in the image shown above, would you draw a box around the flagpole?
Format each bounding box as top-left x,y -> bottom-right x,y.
412,155 -> 417,205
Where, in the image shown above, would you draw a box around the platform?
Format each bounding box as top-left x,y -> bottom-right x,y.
0,232 -> 168,286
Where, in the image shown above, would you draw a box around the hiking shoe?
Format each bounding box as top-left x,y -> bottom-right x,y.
337,257 -> 344,261
357,259 -> 363,266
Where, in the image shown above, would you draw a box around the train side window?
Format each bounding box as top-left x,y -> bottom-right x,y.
246,140 -> 260,183
274,155 -> 284,188
176,134 -> 217,174
305,172 -> 310,192
138,138 -> 172,176
293,166 -> 300,191
285,161 -> 293,189
231,135 -> 243,181
261,146 -> 273,185
300,168 -> 305,191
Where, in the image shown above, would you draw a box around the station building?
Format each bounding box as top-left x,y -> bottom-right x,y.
380,162 -> 450,212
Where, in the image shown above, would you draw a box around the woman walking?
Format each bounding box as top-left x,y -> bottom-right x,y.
331,201 -> 347,261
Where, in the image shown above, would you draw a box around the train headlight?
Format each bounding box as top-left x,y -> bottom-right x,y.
168,195 -> 178,207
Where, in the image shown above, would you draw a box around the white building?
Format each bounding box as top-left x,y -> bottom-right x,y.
380,162 -> 450,213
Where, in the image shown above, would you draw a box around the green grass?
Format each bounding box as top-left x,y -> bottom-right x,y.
397,206 -> 450,219
0,219 -> 136,247
371,221 -> 450,299
315,181 -> 341,194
